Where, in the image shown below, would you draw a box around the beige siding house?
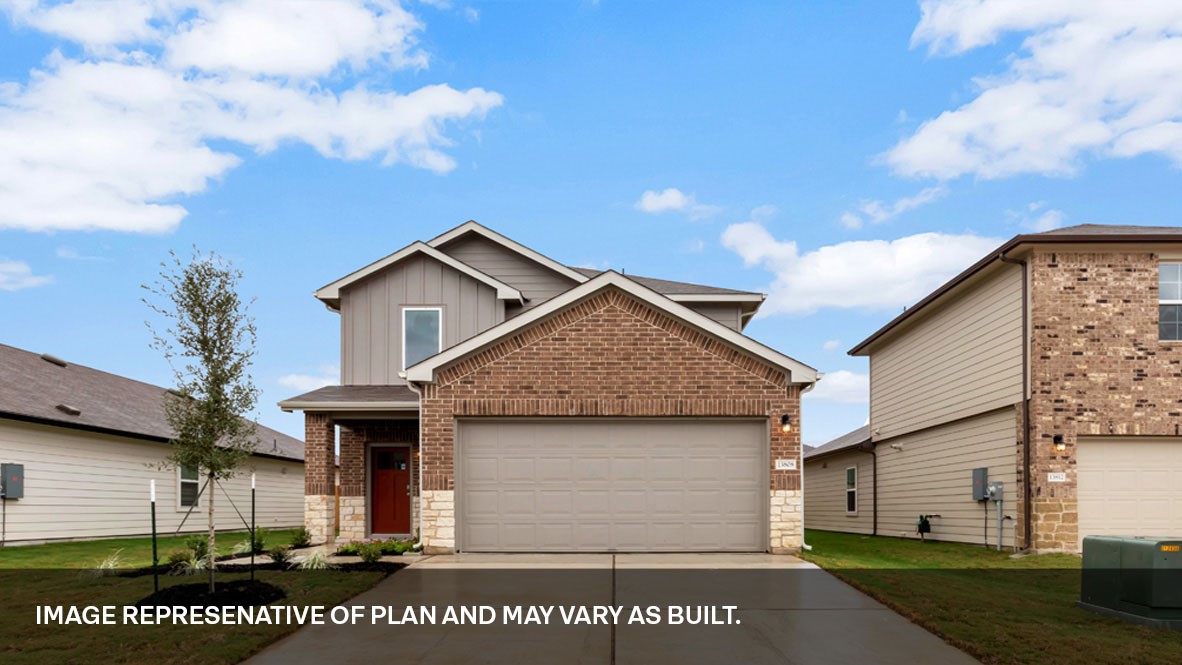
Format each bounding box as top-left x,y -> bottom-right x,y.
0,343 -> 306,545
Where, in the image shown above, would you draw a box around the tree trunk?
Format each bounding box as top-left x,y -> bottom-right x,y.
208,471 -> 216,594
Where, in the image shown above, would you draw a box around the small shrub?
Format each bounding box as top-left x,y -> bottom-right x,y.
83,549 -> 124,577
268,546 -> 292,567
290,526 -> 312,549
335,542 -> 363,556
232,527 -> 269,555
297,551 -> 334,571
169,550 -> 208,576
165,548 -> 190,566
184,534 -> 211,560
358,542 -> 383,563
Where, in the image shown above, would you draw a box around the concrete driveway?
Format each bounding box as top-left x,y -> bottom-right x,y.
246,554 -> 977,665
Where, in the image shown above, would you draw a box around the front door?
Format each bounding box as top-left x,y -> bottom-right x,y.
371,446 -> 411,535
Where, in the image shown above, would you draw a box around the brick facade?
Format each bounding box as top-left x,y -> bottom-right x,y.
1027,250 -> 1182,551
303,413 -> 336,544
419,286 -> 803,554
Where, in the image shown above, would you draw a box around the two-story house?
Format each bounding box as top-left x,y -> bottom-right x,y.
280,221 -> 818,554
803,224 -> 1182,553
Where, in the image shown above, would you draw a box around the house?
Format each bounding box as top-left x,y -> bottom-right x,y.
0,343 -> 306,545
802,427 -> 874,536
811,224 -> 1182,553
279,221 -> 818,553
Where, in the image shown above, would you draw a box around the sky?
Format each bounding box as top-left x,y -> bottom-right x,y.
2,1 -> 1182,446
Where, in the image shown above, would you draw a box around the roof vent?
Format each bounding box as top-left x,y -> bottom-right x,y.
55,404 -> 81,416
40,353 -> 67,367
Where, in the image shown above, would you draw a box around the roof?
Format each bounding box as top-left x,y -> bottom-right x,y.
569,267 -> 764,299
278,385 -> 419,411
850,223 -> 1182,355
0,344 -> 305,461
804,426 -> 871,460
314,241 -> 524,309
405,270 -> 818,385
427,220 -> 591,284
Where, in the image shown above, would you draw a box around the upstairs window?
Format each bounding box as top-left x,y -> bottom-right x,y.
1161,264 -> 1182,341
403,307 -> 442,369
179,465 -> 200,508
845,466 -> 858,514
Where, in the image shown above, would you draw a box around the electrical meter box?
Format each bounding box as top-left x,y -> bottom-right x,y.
972,467 -> 989,501
1080,535 -> 1182,629
1,463 -> 23,499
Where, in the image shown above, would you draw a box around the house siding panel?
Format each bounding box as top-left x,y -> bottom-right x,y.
685,303 -> 742,331
804,449 -> 874,535
435,234 -> 577,314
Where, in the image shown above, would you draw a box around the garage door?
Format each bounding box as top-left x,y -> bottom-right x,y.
1077,437 -> 1182,549
457,419 -> 767,552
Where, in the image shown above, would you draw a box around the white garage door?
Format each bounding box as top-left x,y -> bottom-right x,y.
457,419 -> 767,552
1077,437 -> 1182,549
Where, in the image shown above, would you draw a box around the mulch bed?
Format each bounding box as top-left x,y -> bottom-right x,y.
135,579 -> 286,607
121,560 -> 407,578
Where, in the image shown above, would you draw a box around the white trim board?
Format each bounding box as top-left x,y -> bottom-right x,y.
404,270 -> 818,385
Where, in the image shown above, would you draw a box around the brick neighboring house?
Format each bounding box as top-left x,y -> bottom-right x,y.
280,221 -> 818,553
828,224 -> 1182,553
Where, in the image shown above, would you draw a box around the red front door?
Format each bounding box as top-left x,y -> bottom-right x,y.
371,447 -> 411,534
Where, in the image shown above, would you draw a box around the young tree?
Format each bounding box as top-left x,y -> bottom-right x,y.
143,249 -> 259,593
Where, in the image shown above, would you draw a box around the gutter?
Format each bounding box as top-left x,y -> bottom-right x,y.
998,252 -> 1033,550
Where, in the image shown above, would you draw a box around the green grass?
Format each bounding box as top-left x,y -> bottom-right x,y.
801,530 -> 1182,665
0,529 -> 301,570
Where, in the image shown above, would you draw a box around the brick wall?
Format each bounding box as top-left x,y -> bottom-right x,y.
1029,250 -> 1182,550
420,286 -> 803,553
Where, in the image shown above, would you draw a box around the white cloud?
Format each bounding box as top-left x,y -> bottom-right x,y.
840,185 -> 947,229
803,370 -> 869,404
0,1 -> 503,233
721,220 -> 1000,315
822,339 -> 842,351
0,258 -> 52,291
1006,201 -> 1067,232
278,365 -> 339,393
887,1 -> 1182,180
635,188 -> 722,221
56,246 -> 108,261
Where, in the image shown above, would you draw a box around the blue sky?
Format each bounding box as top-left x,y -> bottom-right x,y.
2,2 -> 1181,445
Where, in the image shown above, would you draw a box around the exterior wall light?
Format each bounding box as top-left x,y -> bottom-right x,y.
1052,434 -> 1066,452
780,414 -> 792,433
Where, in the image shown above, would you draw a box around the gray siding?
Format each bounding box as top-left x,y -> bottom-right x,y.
804,449 -> 874,535
685,303 -> 743,331
870,264 -> 1024,440
436,234 -> 577,315
0,419 -> 304,544
341,253 -> 506,385
874,408 -> 1019,548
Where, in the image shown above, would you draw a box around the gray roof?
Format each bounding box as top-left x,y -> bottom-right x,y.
0,343 -> 304,461
1036,223 -> 1182,236
804,425 -> 870,460
279,384 -> 418,406
569,267 -> 762,297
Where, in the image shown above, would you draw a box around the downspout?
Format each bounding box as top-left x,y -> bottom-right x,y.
403,376 -> 425,546
858,440 -> 878,536
999,252 -> 1033,551
798,374 -> 821,551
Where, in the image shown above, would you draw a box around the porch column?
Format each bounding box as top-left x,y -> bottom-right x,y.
338,428 -> 367,542
304,412 -> 336,545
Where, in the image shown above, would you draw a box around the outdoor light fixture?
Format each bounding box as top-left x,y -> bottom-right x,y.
780,414 -> 792,433
1053,434 -> 1066,452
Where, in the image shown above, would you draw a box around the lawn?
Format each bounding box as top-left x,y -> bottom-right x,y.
0,528 -> 301,569
800,530 -> 1182,665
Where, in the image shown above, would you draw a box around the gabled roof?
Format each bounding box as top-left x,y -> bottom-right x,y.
804,425 -> 871,461
314,241 -> 524,309
404,271 -> 818,385
0,343 -> 305,461
569,267 -> 764,300
849,223 -> 1182,355
428,220 -> 591,284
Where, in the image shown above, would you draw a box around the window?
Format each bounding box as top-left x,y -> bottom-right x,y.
1161,263 -> 1182,341
845,466 -> 857,514
179,465 -> 200,508
403,307 -> 442,369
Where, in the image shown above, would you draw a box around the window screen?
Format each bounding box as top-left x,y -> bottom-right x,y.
180,465 -> 200,507
1161,263 -> 1182,341
404,308 -> 441,369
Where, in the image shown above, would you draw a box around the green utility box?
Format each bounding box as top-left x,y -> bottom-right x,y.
1079,536 -> 1182,630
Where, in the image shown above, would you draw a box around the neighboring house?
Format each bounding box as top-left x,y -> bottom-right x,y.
802,427 -> 874,536
280,221 -> 818,553
829,224 -> 1182,553
0,343 -> 306,545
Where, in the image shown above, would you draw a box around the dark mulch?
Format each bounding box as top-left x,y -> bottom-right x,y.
135,579 -> 286,607
120,560 -> 407,578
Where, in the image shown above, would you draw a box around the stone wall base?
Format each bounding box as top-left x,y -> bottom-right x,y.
304,494 -> 335,545
338,495 -> 367,542
421,489 -> 455,553
770,489 -> 803,554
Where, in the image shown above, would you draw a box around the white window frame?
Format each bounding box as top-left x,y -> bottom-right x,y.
1160,263 -> 1182,341
178,464 -> 200,511
402,306 -> 443,371
845,466 -> 858,515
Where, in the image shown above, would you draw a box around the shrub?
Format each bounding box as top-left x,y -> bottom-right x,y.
335,542 -> 363,556
184,534 -> 211,560
357,542 -> 383,563
297,551 -> 334,571
165,548 -> 191,566
290,526 -> 312,549
233,527 -> 269,555
84,549 -> 124,577
268,546 -> 292,567
169,550 -> 208,576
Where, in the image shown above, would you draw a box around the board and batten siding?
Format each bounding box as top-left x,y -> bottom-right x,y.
869,264 -> 1024,440
435,233 -> 578,316
0,419 -> 303,545
684,303 -> 743,331
341,253 -> 506,385
874,408 -> 1019,548
804,449 -> 874,535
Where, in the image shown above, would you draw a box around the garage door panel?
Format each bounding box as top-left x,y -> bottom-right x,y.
459,419 -> 766,552
1077,438 -> 1182,549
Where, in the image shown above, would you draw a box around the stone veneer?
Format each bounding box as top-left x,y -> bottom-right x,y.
418,287 -> 804,554
1027,250 -> 1182,551
338,496 -> 367,542
304,495 -> 334,545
